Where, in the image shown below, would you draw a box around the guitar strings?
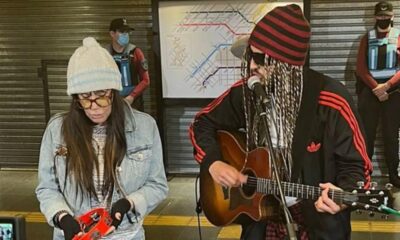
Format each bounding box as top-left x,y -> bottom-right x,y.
245,176 -> 348,203
243,177 -> 385,211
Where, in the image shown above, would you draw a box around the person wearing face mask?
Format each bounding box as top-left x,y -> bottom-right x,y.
107,18 -> 150,111
356,1 -> 400,187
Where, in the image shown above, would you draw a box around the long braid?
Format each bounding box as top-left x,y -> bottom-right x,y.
241,47 -> 303,179
241,47 -> 257,151
269,59 -> 303,178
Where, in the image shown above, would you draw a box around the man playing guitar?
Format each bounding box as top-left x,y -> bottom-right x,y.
189,4 -> 372,240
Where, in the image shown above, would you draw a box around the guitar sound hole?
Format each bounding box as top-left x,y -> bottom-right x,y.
242,170 -> 256,197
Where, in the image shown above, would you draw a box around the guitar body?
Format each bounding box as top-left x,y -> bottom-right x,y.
200,130 -> 279,226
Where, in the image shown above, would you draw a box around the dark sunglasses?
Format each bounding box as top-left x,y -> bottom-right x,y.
248,47 -> 266,65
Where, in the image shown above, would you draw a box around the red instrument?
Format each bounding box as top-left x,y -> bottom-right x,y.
72,208 -> 113,240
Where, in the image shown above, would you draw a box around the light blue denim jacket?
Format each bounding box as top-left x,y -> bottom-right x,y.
35,105 -> 168,240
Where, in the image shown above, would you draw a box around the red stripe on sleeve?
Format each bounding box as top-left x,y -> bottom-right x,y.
189,79 -> 245,163
188,125 -> 206,163
319,91 -> 372,188
194,79 -> 244,118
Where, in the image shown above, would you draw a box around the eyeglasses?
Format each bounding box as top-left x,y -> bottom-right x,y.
248,47 -> 266,65
77,90 -> 112,109
78,96 -> 112,109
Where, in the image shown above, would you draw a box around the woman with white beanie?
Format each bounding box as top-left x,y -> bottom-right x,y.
36,37 -> 168,240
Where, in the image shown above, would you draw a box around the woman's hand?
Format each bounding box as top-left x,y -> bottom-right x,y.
58,214 -> 82,240
110,198 -> 133,229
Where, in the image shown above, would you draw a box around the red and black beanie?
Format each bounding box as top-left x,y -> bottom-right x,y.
248,4 -> 311,66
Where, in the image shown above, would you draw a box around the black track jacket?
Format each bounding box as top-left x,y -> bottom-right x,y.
189,68 -> 372,240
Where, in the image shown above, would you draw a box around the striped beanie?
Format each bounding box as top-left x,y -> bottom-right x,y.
249,4 -> 311,66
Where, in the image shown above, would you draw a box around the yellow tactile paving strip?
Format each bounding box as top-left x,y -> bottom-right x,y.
217,221 -> 400,239
217,225 -> 241,239
1,211 -> 399,239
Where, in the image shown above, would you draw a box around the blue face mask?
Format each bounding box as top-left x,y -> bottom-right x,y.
117,33 -> 129,46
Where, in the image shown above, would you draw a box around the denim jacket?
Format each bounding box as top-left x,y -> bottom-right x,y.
36,104 -> 168,240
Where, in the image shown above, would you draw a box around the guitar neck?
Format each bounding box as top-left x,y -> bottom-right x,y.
247,176 -> 344,204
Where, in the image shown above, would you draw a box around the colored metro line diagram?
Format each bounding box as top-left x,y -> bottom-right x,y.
159,1 -> 303,98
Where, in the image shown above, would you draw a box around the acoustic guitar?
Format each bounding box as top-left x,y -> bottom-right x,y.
200,130 -> 392,226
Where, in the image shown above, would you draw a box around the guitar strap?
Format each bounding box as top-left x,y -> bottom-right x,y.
291,69 -> 325,182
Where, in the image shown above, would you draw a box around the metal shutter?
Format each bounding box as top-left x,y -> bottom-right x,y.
164,104 -> 208,173
0,0 -> 155,167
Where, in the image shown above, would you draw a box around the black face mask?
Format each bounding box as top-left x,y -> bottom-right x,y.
376,19 -> 392,29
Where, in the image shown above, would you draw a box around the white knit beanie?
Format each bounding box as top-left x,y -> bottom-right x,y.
67,37 -> 122,95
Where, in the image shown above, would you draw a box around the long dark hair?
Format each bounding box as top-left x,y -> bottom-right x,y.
61,89 -> 127,198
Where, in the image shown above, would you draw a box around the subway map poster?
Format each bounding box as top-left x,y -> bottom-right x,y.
159,0 -> 303,98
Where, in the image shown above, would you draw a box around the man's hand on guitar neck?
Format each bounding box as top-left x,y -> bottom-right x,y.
314,183 -> 347,215
209,161 -> 247,187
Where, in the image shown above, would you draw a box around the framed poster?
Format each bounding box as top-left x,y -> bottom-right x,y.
159,0 -> 303,98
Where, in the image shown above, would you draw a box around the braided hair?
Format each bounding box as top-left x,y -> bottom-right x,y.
241,46 -> 303,179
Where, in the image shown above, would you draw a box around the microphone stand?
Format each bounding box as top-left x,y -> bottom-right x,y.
254,97 -> 298,240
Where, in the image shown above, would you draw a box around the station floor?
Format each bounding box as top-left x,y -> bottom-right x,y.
1,170 -> 400,240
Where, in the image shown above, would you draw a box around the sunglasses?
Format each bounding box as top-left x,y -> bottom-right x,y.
77,90 -> 112,109
248,47 -> 266,65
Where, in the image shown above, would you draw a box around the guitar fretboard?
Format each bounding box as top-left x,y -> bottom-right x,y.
247,176 -> 345,204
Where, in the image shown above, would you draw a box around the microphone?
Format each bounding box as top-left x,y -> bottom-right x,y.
247,75 -> 268,105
